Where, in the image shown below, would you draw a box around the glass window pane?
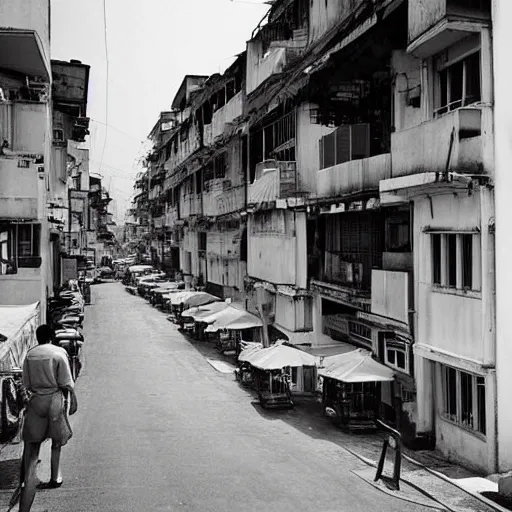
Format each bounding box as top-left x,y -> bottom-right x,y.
432,234 -> 442,284
477,376 -> 486,435
445,366 -> 457,419
461,371 -> 473,428
465,52 -> 481,105
387,349 -> 395,365
17,225 -> 31,257
449,61 -> 464,109
462,234 -> 473,289
396,351 -> 406,370
447,234 -> 457,287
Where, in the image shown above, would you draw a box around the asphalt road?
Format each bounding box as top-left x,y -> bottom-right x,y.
33,283 -> 432,512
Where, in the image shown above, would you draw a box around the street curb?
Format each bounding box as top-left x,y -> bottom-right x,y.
402,454 -> 510,512
339,444 -> 460,511
351,469 -> 448,511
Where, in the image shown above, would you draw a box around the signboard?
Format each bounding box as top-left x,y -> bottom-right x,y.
61,257 -> 78,283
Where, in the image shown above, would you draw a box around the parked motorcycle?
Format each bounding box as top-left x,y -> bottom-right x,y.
47,284 -> 85,381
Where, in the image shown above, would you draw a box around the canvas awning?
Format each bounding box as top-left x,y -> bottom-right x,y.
240,342 -> 319,371
182,301 -> 230,320
0,302 -> 40,371
170,291 -> 220,308
203,305 -> 262,332
318,349 -> 395,383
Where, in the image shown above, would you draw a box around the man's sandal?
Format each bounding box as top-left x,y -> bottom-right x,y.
37,480 -> 63,489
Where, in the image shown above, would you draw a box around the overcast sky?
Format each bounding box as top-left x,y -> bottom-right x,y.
51,0 -> 268,223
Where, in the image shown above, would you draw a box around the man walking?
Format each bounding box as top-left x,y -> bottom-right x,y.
19,324 -> 78,512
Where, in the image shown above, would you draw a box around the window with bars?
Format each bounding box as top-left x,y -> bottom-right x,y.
430,233 -> 479,291
441,365 -> 486,435
436,51 -> 481,117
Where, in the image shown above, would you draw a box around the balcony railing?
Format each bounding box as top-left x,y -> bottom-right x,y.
165,206 -> 179,226
246,28 -> 308,95
371,269 -> 411,326
408,0 -> 491,57
0,157 -> 38,219
179,193 -> 202,219
203,123 -> 213,146
203,184 -> 245,217
391,107 -> 483,178
0,101 -> 47,154
212,92 -> 243,140
248,160 -> 298,205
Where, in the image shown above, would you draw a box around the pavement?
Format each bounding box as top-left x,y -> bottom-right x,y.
0,282 -> 507,512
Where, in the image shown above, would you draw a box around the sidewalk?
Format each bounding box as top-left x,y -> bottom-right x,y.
184,333 -> 509,512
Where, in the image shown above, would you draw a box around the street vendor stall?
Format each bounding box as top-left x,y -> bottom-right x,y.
238,342 -> 319,409
202,305 -> 262,355
181,301 -> 230,338
0,302 -> 39,443
168,291 -> 220,326
318,349 -> 395,432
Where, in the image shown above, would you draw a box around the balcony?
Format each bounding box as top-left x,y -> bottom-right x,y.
165,206 -> 179,227
179,193 -> 202,219
0,0 -> 51,79
246,28 -> 308,95
203,180 -> 245,217
153,216 -> 164,229
408,0 -> 491,58
371,270 -> 411,326
203,123 -> 213,147
0,157 -> 38,219
0,101 -> 47,154
248,160 -> 298,206
212,92 -> 243,140
391,107 -> 483,178
317,154 -> 391,199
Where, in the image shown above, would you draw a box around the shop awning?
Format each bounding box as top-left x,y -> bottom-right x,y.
170,291 -> 221,308
204,305 -> 262,332
318,349 -> 395,383
182,301 -> 230,320
240,342 -> 319,371
0,302 -> 40,371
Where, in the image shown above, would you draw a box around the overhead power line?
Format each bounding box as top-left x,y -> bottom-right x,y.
98,0 -> 110,174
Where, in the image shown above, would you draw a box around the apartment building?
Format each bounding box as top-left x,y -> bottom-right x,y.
0,1 -> 52,316
51,59 -> 91,283
131,0 -> 504,473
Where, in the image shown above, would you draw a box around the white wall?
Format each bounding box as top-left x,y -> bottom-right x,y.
415,192 -> 487,363
0,268 -> 41,305
434,362 -> 496,473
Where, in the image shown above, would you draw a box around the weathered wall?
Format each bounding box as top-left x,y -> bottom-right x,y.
392,51 -> 423,133
296,103 -> 336,195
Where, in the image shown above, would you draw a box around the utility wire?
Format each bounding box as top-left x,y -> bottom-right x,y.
98,0 -> 110,175
90,118 -> 145,143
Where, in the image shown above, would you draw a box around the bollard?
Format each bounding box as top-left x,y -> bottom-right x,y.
374,419 -> 402,491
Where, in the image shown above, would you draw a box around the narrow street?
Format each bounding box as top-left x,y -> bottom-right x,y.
30,283 -> 430,512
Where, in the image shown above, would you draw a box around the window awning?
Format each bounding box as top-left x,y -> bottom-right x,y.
318,349 -> 395,383
203,305 -> 262,332
239,342 -> 319,371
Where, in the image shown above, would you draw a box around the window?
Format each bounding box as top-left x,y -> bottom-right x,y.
430,233 -> 480,291
382,337 -> 411,374
0,224 -> 41,274
441,365 -> 486,434
436,52 -> 481,117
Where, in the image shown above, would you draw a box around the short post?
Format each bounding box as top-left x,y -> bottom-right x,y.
374,419 -> 402,491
